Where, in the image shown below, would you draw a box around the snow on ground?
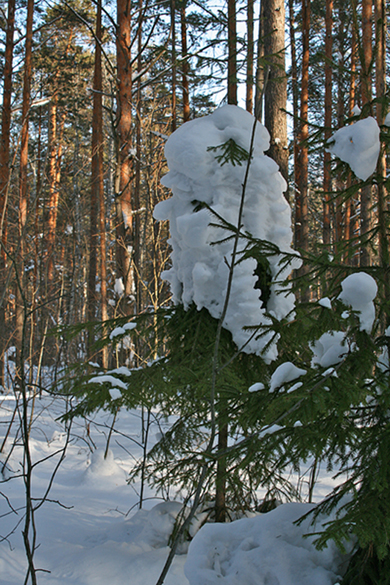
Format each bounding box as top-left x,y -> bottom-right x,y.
0,390 -> 349,585
185,503 -> 350,585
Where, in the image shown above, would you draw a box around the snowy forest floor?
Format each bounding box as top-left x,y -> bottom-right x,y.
0,389 -> 351,585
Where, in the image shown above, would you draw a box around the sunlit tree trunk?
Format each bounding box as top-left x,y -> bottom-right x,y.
375,0 -> 389,308
360,0 -> 372,267
171,0 -> 177,132
263,0 -> 288,193
288,0 -> 300,247
46,31 -> 73,287
180,4 -> 190,122
296,0 -> 310,258
0,0 -> 16,388
344,19 -> 358,263
15,0 -> 34,391
87,0 -> 104,358
116,0 -> 134,315
134,0 -> 143,319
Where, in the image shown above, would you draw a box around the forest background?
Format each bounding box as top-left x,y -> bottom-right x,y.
0,0 -> 390,583
1,0 -> 386,384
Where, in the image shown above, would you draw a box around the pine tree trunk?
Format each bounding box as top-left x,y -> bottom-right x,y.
116,0 -> 134,315
15,0 -> 34,391
180,5 -> 190,122
375,0 -> 389,314
345,19 -> 358,263
360,0 -> 373,267
254,0 -> 264,118
288,0 -> 300,248
227,0 -> 237,105
296,0 -> 310,260
334,4 -> 345,254
0,0 -> 16,388
46,105 -> 66,285
323,0 -> 333,247
263,0 -> 289,194
246,0 -> 254,114
171,0 -> 177,132
134,0 -> 142,324
87,0 -> 103,358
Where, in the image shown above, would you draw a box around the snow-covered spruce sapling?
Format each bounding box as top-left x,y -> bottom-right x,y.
64,107 -> 302,540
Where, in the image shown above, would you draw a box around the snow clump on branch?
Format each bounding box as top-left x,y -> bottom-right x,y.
327,116 -> 380,181
154,105 -> 300,361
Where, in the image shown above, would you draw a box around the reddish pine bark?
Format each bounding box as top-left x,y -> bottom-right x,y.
360,0 -> 373,267
323,0 -> 333,247
263,0 -> 288,194
180,5 -> 190,122
87,0 -> 104,358
116,0 -> 134,313
15,0 -> 34,391
0,0 -> 16,387
296,0 -> 310,255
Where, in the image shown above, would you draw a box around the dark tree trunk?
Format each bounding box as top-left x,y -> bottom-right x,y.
246,0 -> 254,114
227,0 -> 237,104
323,0 -> 333,247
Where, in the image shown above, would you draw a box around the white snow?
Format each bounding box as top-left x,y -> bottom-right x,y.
269,362 -> 307,392
310,331 -> 348,368
89,375 -> 127,389
248,382 -> 264,392
0,392 -> 352,585
114,278 -> 125,296
287,381 -> 303,393
109,388 -> 122,400
109,326 -> 126,339
154,105 -> 300,360
327,117 -> 380,181
337,272 -> 377,332
259,423 -> 283,437
351,105 -> 361,116
318,297 -> 332,309
184,503 -> 350,585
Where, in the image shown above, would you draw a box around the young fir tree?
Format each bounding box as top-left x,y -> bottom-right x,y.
65,99 -> 390,583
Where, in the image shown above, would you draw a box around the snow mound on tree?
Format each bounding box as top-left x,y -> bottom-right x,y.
184,502 -> 350,585
338,272 -> 377,333
154,105 -> 300,360
327,117 -> 380,181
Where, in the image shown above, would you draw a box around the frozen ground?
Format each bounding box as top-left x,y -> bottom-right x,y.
0,390 -> 349,585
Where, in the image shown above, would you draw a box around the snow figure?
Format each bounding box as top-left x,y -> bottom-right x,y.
154,105 -> 300,360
